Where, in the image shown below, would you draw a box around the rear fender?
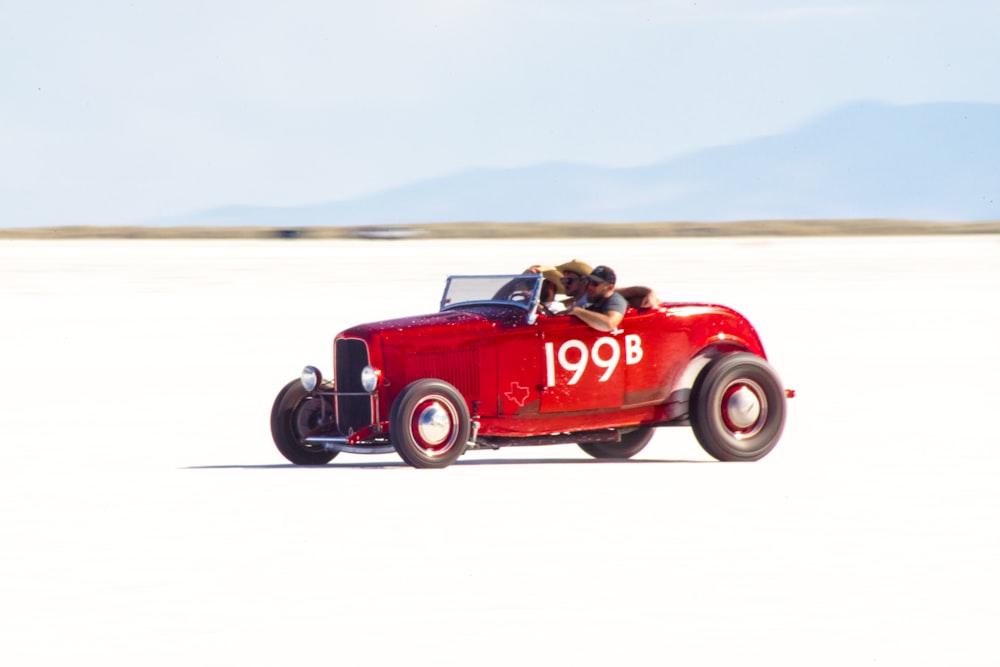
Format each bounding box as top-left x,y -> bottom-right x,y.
664,343 -> 753,422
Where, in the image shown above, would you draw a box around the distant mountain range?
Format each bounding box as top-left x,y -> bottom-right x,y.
154,101 -> 1000,226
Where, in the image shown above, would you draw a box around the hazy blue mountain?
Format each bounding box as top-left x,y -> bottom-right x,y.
159,101 -> 1000,226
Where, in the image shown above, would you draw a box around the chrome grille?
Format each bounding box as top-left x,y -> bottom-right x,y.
335,338 -> 373,434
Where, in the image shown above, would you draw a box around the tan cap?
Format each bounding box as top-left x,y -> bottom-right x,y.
556,259 -> 593,277
539,266 -> 565,295
526,265 -> 566,295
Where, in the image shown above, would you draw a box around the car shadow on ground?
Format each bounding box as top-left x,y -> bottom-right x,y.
185,457 -> 710,470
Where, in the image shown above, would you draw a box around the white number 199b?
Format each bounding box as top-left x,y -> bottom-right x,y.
544,334 -> 643,386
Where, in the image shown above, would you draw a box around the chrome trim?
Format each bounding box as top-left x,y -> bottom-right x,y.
360,365 -> 380,393
300,365 -> 322,391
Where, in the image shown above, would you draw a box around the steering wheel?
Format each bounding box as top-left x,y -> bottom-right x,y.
508,290 -> 533,304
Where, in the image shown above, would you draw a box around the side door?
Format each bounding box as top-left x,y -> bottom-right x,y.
536,316 -> 642,413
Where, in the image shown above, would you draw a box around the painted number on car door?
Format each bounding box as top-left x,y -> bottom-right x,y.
544,334 -> 643,386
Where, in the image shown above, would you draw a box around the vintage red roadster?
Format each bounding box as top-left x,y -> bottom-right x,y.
271,274 -> 789,468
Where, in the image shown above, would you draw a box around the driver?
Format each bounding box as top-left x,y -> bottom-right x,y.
537,266 -> 568,315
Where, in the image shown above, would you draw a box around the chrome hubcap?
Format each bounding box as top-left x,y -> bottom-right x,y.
721,380 -> 767,439
726,385 -> 761,429
416,401 -> 452,446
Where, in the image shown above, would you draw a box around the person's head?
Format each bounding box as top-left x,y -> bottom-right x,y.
539,267 -> 564,303
585,265 -> 617,300
557,259 -> 593,299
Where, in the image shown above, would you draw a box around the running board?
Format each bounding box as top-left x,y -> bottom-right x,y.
305,436 -> 395,455
471,429 -> 623,449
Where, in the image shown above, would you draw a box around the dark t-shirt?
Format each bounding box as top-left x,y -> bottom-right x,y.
585,291 -> 628,315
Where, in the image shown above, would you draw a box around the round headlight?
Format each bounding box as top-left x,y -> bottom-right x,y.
300,365 -> 322,392
360,365 -> 380,393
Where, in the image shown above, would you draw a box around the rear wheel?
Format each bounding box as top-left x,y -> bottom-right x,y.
578,427 -> 654,459
270,380 -> 338,465
390,379 -> 470,468
690,353 -> 786,461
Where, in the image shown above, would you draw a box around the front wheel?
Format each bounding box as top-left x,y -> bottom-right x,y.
389,379 -> 470,468
578,427 -> 654,459
690,353 -> 786,461
270,379 -> 338,465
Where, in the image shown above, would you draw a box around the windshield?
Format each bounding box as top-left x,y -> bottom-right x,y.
440,274 -> 542,315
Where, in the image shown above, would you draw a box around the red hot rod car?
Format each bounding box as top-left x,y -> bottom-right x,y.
271,274 -> 789,468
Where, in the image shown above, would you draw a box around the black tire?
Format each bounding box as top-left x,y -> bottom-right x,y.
578,427 -> 655,459
389,379 -> 470,469
690,353 -> 786,462
270,379 -> 338,465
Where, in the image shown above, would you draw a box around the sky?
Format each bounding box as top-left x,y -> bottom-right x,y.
3,0 -> 998,227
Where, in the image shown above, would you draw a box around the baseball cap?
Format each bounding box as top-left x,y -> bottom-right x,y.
587,265 -> 617,285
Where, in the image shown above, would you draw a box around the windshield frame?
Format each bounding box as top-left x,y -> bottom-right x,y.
440,274 -> 543,323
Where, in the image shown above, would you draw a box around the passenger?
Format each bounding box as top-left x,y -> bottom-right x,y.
569,265 -> 628,332
554,259 -> 593,309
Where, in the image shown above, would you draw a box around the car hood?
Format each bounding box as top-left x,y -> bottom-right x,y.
338,307 -> 520,342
